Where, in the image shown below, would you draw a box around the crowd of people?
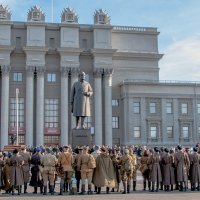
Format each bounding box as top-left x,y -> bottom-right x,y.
0,143 -> 200,195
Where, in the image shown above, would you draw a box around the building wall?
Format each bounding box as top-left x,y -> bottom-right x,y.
120,82 -> 200,147
0,19 -> 173,149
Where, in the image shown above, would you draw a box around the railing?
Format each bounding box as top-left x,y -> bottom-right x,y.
122,79 -> 200,85
113,26 -> 157,33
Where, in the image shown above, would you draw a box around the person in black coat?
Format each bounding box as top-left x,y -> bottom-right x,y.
29,148 -> 43,194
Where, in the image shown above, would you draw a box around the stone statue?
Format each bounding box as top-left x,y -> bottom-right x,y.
70,71 -> 93,129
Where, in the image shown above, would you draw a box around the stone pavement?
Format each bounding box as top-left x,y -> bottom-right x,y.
1,172 -> 199,200
1,191 -> 200,200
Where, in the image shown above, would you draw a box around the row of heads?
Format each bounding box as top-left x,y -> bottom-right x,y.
153,145 -> 199,153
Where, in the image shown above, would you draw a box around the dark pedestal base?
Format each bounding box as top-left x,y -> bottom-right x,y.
72,129 -> 91,148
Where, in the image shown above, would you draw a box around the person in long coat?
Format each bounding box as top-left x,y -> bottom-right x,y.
174,145 -> 190,191
2,153 -> 12,193
20,146 -> 31,193
140,149 -> 151,191
0,153 -> 4,190
70,71 -> 93,129
162,148 -> 175,191
147,147 -> 162,192
29,148 -> 43,194
9,148 -> 24,195
190,147 -> 200,191
93,147 -> 118,194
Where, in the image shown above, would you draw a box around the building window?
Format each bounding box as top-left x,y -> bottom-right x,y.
112,99 -> 119,107
85,116 -> 92,128
182,126 -> 189,138
13,72 -> 22,82
133,102 -> 140,114
167,126 -> 173,138
150,126 -> 157,138
45,99 -> 59,128
166,102 -> 172,114
133,126 -> 141,138
181,103 -> 188,114
198,127 -> 200,137
10,98 -> 24,127
47,73 -> 56,82
197,104 -> 200,114
44,135 -> 60,144
112,117 -> 119,129
149,102 -> 156,113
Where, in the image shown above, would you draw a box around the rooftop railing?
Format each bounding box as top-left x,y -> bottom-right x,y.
122,79 -> 200,85
113,26 -> 157,33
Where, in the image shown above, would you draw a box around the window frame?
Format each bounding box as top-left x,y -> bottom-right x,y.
133,102 -> 140,114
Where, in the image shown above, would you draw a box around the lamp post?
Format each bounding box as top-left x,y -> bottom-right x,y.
16,88 -> 19,145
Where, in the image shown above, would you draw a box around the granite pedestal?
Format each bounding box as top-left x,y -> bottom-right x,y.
72,129 -> 92,148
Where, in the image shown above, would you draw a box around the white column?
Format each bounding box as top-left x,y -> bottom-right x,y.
25,67 -> 34,147
94,68 -> 103,146
36,66 -> 45,146
60,67 -> 70,146
104,68 -> 113,147
0,65 -> 10,149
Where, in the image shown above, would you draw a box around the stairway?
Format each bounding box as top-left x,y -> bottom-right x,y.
3,144 -> 22,152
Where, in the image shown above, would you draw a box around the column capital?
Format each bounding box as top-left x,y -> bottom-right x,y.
1,65 -> 11,75
36,65 -> 45,77
93,68 -> 103,78
70,67 -> 80,77
104,68 -> 114,77
60,66 -> 71,77
25,65 -> 35,76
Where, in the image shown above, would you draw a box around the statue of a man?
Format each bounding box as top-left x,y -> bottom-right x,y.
70,71 -> 93,129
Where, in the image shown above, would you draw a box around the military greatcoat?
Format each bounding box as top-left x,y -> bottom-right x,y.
10,154 -> 24,186
70,80 -> 93,117
174,151 -> 190,182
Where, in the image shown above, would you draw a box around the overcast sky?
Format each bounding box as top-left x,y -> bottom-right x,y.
1,0 -> 200,81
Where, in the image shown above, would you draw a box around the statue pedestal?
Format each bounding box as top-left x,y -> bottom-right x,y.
72,129 -> 92,148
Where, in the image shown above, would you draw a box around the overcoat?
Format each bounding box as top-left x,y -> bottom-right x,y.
140,155 -> 150,180
148,152 -> 162,182
20,151 -> 31,183
10,154 -> 24,186
0,159 -> 4,188
2,157 -> 11,191
162,153 -> 175,185
174,151 -> 190,182
71,80 -> 93,117
190,152 -> 200,184
29,153 -> 43,187
93,152 -> 117,188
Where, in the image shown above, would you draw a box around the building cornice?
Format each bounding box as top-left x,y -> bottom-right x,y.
57,47 -> 83,55
113,51 -> 163,60
91,48 -> 117,56
26,21 -> 46,27
23,46 -> 49,53
0,45 -> 15,52
59,23 -> 80,28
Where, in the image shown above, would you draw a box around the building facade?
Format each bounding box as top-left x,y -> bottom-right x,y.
0,5 -> 199,149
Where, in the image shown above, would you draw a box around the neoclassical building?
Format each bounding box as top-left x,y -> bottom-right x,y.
0,5 -> 199,149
